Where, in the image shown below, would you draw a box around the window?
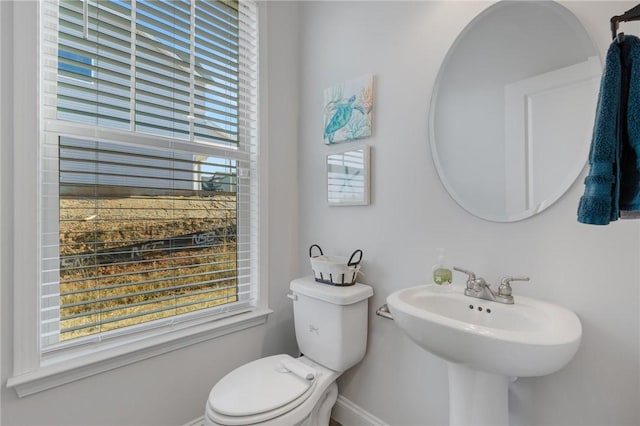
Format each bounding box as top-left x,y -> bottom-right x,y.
47,139 -> 242,346
7,0 -> 266,396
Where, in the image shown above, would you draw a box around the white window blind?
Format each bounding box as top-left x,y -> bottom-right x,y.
40,0 -> 259,351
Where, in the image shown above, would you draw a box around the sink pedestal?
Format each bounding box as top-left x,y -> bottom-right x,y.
447,363 -> 509,426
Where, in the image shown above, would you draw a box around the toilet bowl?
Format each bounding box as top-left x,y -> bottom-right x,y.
205,355 -> 339,426
204,277 -> 374,426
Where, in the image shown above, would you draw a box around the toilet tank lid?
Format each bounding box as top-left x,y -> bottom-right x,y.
290,276 -> 373,305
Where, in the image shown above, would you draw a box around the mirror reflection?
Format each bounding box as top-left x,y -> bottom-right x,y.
327,146 -> 370,206
430,1 -> 601,222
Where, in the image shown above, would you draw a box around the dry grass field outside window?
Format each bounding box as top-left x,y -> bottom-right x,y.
58,193 -> 238,341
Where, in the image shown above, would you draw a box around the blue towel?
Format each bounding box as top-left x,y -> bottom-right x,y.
620,37 -> 640,212
578,35 -> 640,224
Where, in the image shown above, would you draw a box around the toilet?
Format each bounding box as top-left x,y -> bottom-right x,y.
204,276 -> 374,426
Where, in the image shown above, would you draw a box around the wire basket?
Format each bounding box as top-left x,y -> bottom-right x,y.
309,244 -> 363,286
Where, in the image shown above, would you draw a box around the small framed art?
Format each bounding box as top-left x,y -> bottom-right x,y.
327,146 -> 370,206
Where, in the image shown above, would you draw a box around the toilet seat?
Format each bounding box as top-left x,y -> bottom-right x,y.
206,355 -> 320,425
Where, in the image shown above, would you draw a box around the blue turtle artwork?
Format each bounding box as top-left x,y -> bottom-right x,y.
323,75 -> 373,144
324,95 -> 365,144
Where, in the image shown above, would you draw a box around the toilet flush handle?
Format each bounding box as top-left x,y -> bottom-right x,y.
287,293 -> 298,301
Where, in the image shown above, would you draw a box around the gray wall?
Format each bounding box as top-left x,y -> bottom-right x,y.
297,1 -> 639,425
0,2 -> 300,425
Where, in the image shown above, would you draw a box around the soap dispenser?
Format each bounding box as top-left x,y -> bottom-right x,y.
432,248 -> 452,285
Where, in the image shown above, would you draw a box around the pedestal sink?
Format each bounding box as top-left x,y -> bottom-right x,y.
386,284 -> 582,426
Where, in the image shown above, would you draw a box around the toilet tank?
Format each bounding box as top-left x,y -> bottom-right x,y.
289,276 -> 373,372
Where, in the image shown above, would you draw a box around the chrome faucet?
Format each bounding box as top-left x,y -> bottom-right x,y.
453,266 -> 530,304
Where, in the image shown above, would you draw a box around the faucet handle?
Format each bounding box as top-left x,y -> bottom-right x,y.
498,276 -> 530,296
453,266 -> 476,279
453,267 -> 477,289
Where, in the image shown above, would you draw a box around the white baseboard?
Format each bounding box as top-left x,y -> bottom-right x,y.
181,416 -> 204,426
331,395 -> 388,426
184,394 -> 387,426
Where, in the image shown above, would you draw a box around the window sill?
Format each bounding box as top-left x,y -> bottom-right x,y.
7,308 -> 273,398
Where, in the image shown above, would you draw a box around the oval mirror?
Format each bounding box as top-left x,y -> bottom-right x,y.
430,1 -> 601,222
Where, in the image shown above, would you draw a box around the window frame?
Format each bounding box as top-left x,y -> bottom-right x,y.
6,0 -> 270,398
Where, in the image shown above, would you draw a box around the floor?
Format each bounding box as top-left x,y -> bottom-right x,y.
329,418 -> 343,426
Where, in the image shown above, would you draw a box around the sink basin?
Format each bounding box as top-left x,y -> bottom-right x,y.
386,284 -> 582,426
387,284 -> 582,377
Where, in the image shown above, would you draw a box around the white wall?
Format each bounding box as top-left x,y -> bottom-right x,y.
0,2 -> 300,425
297,1 -> 640,425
